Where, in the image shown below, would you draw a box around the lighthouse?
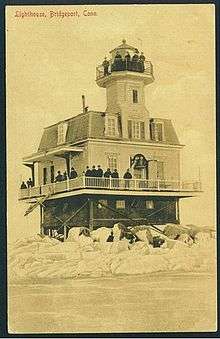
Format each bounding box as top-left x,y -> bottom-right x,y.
97,39 -> 154,140
19,40 -> 201,239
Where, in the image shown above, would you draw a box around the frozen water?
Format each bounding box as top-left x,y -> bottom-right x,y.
8,226 -> 216,281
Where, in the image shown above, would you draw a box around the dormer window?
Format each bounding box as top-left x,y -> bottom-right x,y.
133,89 -> 138,103
106,116 -> 119,137
128,120 -> 145,140
150,121 -> 164,142
57,122 -> 68,144
132,121 -> 141,139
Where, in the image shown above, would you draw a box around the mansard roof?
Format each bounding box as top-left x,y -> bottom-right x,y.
38,111 -> 180,152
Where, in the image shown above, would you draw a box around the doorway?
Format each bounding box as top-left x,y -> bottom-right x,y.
43,167 -> 47,185
50,165 -> 55,183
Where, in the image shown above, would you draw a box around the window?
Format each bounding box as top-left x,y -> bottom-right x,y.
107,117 -> 116,136
116,200 -> 125,209
133,90 -> 138,103
146,200 -> 154,209
132,121 -> 141,139
150,122 -> 164,142
107,153 -> 118,171
128,120 -> 145,139
57,122 -> 68,144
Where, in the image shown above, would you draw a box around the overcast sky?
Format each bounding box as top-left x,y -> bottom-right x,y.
6,4 -> 215,242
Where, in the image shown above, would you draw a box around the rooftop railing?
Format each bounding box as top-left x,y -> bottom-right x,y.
19,176 -> 202,200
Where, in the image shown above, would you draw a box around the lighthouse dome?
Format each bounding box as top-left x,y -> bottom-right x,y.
110,39 -> 138,59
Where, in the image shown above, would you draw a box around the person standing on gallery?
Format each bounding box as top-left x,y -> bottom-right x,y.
69,167 -> 78,179
123,169 -> 132,189
102,57 -> 110,76
103,168 -> 111,188
111,168 -> 119,188
55,171 -> 63,182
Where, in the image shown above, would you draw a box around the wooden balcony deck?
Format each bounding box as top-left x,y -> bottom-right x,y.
19,176 -> 202,200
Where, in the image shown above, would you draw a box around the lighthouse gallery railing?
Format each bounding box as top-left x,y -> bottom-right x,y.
96,60 -> 153,80
19,176 -> 202,200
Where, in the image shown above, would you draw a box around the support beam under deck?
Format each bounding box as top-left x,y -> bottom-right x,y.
88,199 -> 94,231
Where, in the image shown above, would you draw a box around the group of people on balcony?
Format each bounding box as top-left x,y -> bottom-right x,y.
102,49 -> 146,76
54,167 -> 78,182
20,178 -> 34,189
84,165 -> 133,188
84,165 -> 132,180
20,165 -> 133,190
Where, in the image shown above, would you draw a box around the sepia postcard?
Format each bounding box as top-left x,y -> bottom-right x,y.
6,3 -> 217,335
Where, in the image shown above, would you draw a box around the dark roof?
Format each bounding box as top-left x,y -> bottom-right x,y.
38,111 -> 104,151
161,119 -> 180,145
38,111 -> 180,152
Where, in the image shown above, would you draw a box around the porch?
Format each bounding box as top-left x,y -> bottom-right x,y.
19,176 -> 202,200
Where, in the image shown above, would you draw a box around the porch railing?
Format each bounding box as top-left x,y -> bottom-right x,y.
19,176 -> 202,200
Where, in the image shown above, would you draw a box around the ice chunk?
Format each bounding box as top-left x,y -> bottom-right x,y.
91,227 -> 111,243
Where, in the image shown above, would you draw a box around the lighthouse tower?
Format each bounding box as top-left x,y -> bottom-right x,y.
96,39 -> 154,139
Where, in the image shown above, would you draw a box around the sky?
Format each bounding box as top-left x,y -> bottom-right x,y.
6,4 -> 215,242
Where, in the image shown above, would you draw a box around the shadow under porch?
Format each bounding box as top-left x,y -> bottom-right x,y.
42,195 -> 180,237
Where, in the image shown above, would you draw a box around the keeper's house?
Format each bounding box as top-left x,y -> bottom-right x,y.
19,40 -> 202,237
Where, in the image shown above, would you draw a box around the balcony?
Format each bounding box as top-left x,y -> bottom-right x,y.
19,176 -> 202,200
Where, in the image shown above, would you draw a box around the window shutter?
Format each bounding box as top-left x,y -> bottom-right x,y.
157,123 -> 163,141
128,120 -> 132,139
140,122 -> 145,139
150,122 -> 156,140
157,161 -> 164,179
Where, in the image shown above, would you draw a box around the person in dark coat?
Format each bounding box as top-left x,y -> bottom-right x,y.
85,166 -> 92,177
123,169 -> 132,179
125,52 -> 131,62
106,230 -> 114,242
139,52 -> 146,72
91,165 -> 97,177
123,169 -> 132,188
20,181 -> 27,189
69,167 -> 77,179
85,166 -> 92,186
132,50 -> 139,71
111,168 -> 119,188
114,51 -> 123,71
55,171 -> 63,182
96,165 -> 103,177
104,168 -> 111,178
111,169 -> 119,179
125,51 -> 131,70
102,57 -> 110,76
26,178 -> 33,188
103,168 -> 111,188
62,171 -> 68,181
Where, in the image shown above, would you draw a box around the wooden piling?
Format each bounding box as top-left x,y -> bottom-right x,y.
176,198 -> 180,224
63,224 -> 67,241
40,205 -> 44,235
89,199 -> 94,231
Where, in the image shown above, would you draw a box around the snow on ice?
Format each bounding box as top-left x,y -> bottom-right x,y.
8,224 -> 216,280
